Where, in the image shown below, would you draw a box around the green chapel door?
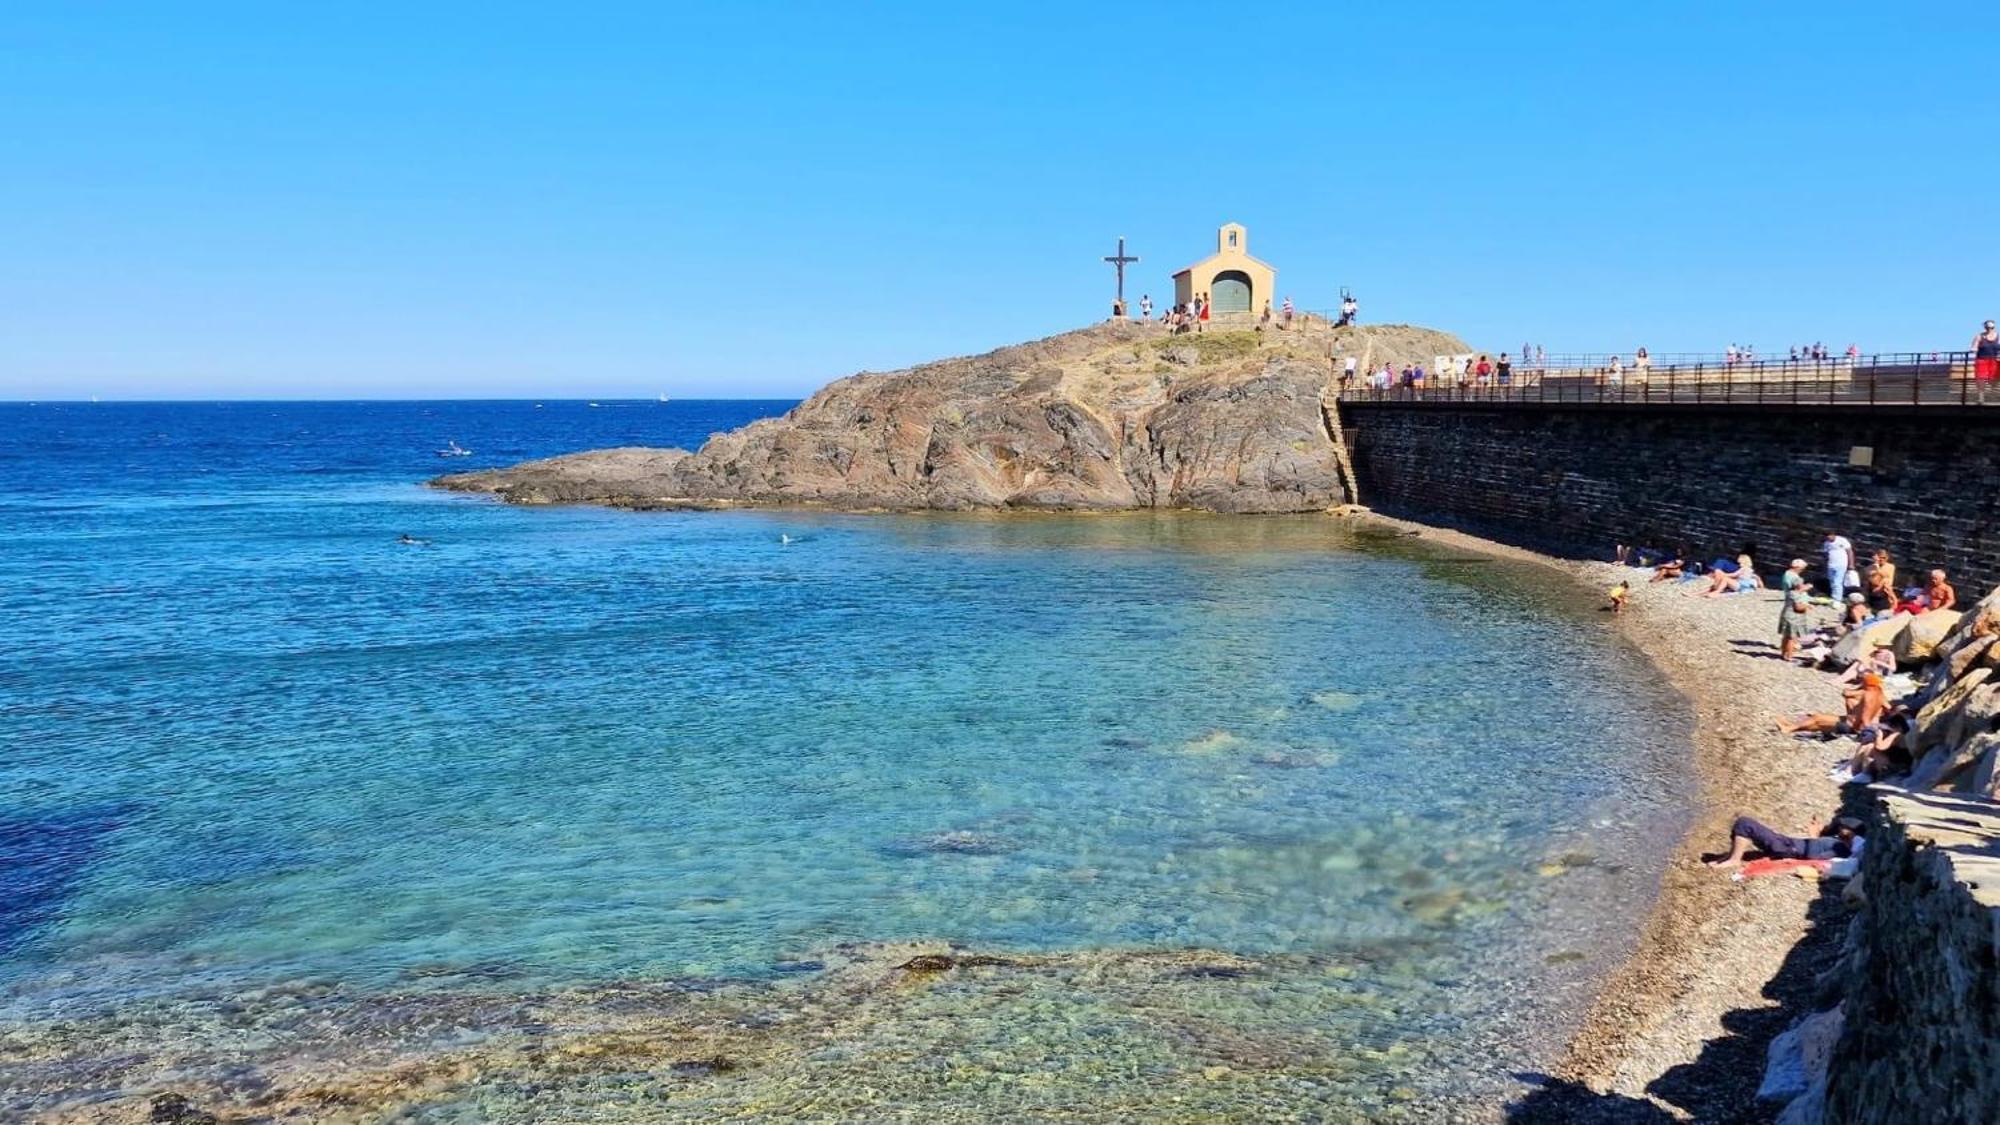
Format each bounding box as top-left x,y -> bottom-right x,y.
1211,271 -> 1252,313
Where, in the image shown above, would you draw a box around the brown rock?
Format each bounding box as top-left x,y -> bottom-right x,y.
1913,666 -> 1996,757
1893,609 -> 1963,667
433,321 -> 1472,514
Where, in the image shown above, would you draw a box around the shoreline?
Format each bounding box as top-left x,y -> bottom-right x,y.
1356,512 -> 1844,1115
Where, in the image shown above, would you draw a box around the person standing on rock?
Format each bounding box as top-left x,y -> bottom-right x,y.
1822,532 -> 1854,604
1139,294 -> 1152,321
1974,319 -> 1999,404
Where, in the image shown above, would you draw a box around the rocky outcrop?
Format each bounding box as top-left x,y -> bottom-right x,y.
1900,591 -> 2000,796
434,321 -> 1470,513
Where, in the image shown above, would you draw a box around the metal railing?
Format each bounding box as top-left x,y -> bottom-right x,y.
1336,352 -> 1996,408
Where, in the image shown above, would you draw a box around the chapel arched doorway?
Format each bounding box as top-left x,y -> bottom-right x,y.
1210,270 -> 1252,314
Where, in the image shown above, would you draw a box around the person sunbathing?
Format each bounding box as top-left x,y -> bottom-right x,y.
1700,555 -> 1761,597
1649,557 -> 1685,582
1925,569 -> 1957,612
1837,711 -> 1913,784
1705,814 -> 1866,870
1834,646 -> 1898,687
1776,673 -> 1887,736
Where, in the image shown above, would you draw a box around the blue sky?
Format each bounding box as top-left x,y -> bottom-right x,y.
3,2 -> 1994,400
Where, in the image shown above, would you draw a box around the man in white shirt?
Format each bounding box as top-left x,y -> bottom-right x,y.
1823,532 -> 1854,603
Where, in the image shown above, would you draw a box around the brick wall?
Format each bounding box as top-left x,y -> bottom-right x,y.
1342,402 -> 2000,591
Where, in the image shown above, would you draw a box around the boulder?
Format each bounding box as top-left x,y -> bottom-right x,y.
1947,634 -> 1999,680
1911,729 -> 2000,792
1892,609 -> 1963,667
1758,1005 -> 1844,1106
1912,666 -> 1996,756
1964,734 -> 2000,799
1831,615 -> 1909,668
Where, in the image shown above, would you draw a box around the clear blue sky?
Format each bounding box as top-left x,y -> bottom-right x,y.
3,2 -> 1994,400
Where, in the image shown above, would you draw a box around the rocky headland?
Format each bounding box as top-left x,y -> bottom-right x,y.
433,319 -> 1468,513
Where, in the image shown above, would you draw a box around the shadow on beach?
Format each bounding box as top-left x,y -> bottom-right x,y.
1506,846 -> 1857,1122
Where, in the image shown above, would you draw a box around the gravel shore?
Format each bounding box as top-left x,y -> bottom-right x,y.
1360,515 -> 1855,1122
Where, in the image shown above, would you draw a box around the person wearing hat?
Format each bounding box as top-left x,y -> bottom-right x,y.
1840,591 -> 1871,628
1706,813 -> 1867,870
1777,558 -> 1814,663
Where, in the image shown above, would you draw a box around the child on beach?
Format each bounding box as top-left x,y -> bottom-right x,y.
1608,580 -> 1630,614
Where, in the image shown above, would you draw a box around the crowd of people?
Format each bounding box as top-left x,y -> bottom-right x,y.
1128,292 -> 1310,336
1613,531 -> 1983,876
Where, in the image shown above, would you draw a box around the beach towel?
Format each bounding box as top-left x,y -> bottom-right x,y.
1731,857 -> 1832,881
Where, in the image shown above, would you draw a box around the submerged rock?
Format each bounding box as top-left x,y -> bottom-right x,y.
881,830 -> 1017,858
1308,690 -> 1364,713
150,1093 -> 218,1124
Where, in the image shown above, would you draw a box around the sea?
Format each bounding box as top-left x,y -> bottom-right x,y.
0,400 -> 1694,1120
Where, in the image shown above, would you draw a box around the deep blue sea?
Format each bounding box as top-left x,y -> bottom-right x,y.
0,400 -> 1693,1118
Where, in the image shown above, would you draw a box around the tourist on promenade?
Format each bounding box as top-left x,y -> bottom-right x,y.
1496,352 -> 1513,387
1705,814 -> 1865,870
1925,569 -> 1957,612
1823,532 -> 1854,603
1778,559 -> 1813,662
1607,354 -> 1624,385
1776,671 -> 1887,737
1634,347 -> 1651,380
1975,319 -> 1999,405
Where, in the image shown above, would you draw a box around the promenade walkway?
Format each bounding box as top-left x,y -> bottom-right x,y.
1339,351 -> 1994,409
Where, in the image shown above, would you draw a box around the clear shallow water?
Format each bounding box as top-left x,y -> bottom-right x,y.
0,401 -> 1693,1116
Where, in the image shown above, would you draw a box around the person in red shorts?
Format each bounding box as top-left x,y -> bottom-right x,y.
1975,319 -> 1999,405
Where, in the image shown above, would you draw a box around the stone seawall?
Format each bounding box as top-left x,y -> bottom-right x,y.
1814,791 -> 2000,1123
1343,402 -> 2000,591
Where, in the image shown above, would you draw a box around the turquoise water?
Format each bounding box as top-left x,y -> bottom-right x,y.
0,402 -> 1692,1117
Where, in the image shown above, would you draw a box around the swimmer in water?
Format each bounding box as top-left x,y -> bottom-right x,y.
397,534 -> 429,546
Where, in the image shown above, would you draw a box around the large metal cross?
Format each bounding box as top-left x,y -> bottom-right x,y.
1102,236 -> 1139,306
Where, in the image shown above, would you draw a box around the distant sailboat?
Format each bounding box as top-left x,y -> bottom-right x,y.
588,402 -> 602,408
436,440 -> 472,458
657,393 -> 670,403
